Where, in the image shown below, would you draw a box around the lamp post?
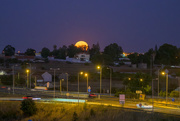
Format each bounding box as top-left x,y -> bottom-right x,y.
34,76 -> 36,87
26,63 -> 31,89
50,68 -> 60,98
179,77 -> 180,102
176,77 -> 180,102
29,64 -> 31,89
60,79 -> 64,95
162,69 -> 169,105
85,73 -> 88,93
78,72 -> 83,104
152,78 -> 156,113
26,69 -> 29,88
12,65 -> 15,95
97,66 -> 102,94
65,73 -> 68,92
157,69 -> 160,98
107,67 -> 112,96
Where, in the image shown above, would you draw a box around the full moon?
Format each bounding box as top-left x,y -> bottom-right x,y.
75,41 -> 88,50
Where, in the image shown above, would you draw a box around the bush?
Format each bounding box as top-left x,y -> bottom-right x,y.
83,103 -> 87,111
114,91 -> 124,97
20,99 -> 37,116
169,91 -> 179,98
90,108 -> 95,116
84,63 -> 90,66
66,61 -> 72,64
72,112 -> 78,121
159,90 -> 166,97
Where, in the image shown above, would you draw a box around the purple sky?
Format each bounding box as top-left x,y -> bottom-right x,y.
0,0 -> 180,53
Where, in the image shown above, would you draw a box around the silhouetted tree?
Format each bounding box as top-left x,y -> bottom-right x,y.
155,43 -> 178,65
3,45 -> 15,56
41,47 -> 50,58
58,45 -> 67,59
91,53 -> 113,65
67,44 -> 83,58
103,43 -> 123,61
128,53 -> 139,64
25,48 -> 36,56
89,42 -> 100,60
143,48 -> 155,67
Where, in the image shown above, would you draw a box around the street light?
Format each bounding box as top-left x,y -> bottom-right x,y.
177,77 -> 180,102
78,72 -> 83,104
65,73 -> 68,92
60,79 -> 64,95
12,65 -> 15,95
97,66 -> 102,94
162,70 -> 168,105
140,78 -> 143,82
152,78 -> 156,113
26,63 -> 32,89
26,69 -> 29,88
85,73 -> 88,93
157,69 -> 160,98
107,67 -> 112,96
50,68 -> 60,98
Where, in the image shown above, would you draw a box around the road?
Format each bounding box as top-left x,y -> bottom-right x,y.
0,87 -> 180,116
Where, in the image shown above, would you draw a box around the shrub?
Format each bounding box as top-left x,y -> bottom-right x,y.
169,91 -> 179,98
83,102 -> 87,111
90,108 -> 95,116
72,112 -> 78,121
159,90 -> 166,97
20,99 -> 37,116
114,91 -> 124,97
66,61 -> 72,64
84,63 -> 90,66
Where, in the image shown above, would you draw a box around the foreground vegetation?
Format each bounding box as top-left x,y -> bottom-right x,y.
0,101 -> 179,121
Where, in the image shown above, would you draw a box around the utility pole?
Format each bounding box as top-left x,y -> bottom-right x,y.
60,80 -> 62,95
158,69 -> 160,98
35,76 -> 36,87
13,65 -> 15,95
50,68 -> 60,98
150,55 -> 153,77
66,73 -> 68,92
30,64 -> 31,89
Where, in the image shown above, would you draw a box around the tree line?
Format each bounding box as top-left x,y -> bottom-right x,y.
1,43 -> 180,66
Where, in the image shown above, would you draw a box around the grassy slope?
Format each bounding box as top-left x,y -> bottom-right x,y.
0,101 -> 180,121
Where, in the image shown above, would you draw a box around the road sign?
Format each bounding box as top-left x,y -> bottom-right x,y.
139,94 -> 145,100
88,89 -> 91,92
66,93 -> 69,97
136,90 -> 142,94
119,94 -> 125,104
172,98 -> 175,102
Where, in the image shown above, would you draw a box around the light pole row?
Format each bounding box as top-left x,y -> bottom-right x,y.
50,68 -> 60,98
97,66 -> 102,94
97,66 -> 112,96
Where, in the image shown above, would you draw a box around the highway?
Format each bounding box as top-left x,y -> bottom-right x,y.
0,87 -> 180,116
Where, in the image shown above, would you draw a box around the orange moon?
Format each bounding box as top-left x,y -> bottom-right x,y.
75,41 -> 88,50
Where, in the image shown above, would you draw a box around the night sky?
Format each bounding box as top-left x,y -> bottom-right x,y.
0,0 -> 180,53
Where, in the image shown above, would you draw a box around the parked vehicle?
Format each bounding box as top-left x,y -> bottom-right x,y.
136,103 -> 153,109
34,86 -> 48,91
89,93 -> 97,98
22,96 -> 41,100
22,96 -> 33,100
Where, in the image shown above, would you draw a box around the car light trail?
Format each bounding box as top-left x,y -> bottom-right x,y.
52,98 -> 86,103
